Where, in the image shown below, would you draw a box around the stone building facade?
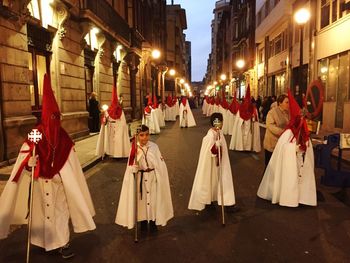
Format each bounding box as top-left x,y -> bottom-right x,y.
0,0 -> 169,163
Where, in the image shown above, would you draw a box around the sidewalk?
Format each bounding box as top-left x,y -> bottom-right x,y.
0,119 -> 143,194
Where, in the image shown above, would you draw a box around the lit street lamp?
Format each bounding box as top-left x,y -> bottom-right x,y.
294,8 -> 310,105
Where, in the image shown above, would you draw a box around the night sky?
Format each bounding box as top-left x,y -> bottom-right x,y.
167,0 -> 215,82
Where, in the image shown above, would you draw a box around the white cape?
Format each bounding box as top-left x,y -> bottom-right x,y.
229,110 -> 261,152
142,110 -> 160,134
0,144 -> 96,251
155,106 -> 165,127
257,129 -> 317,207
179,100 -> 196,127
96,111 -> 131,158
202,100 -> 208,115
115,142 -> 173,229
188,129 -> 235,210
164,104 -> 176,121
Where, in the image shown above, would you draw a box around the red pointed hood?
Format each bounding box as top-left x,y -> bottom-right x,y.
153,94 -> 158,108
239,85 -> 256,121
181,97 -> 187,106
221,95 -> 229,109
107,86 -> 122,120
229,92 -> 240,114
215,96 -> 221,106
26,74 -> 73,180
205,95 -> 210,103
286,89 -> 310,151
166,94 -> 173,107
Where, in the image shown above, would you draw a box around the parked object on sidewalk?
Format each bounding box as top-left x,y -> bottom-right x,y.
96,85 -> 130,158
179,97 -> 196,128
257,90 -> 317,207
315,133 -> 350,187
0,74 -> 96,257
189,113 -> 235,214
229,85 -> 261,152
115,125 -> 173,231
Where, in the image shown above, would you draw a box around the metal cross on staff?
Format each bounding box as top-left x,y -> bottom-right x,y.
26,129 -> 42,263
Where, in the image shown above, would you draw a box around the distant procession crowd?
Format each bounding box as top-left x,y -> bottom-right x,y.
0,75 -> 316,260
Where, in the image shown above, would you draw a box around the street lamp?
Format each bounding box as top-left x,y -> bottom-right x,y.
220,74 -> 227,98
294,8 -> 310,105
151,49 -> 161,59
236,59 -> 245,98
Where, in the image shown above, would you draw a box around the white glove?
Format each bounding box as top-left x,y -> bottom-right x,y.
130,165 -> 139,174
28,155 -> 38,167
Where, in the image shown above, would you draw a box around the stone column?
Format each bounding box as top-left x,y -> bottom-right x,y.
125,52 -> 140,119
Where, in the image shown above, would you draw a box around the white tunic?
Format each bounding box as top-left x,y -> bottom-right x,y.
179,100 -> 196,128
0,144 -> 96,251
257,129 -> 317,207
96,111 -> 131,158
164,104 -> 176,121
142,110 -> 160,134
188,129 -> 235,210
229,110 -> 261,152
115,141 -> 173,228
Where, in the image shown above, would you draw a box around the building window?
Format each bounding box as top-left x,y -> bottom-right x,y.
274,34 -> 282,55
321,0 -> 331,28
27,0 -> 53,28
28,49 -> 50,113
258,48 -> 264,63
84,28 -> 99,51
320,0 -> 350,29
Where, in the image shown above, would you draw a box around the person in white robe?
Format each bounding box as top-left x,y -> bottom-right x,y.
152,95 -> 165,128
206,97 -> 215,117
220,96 -> 230,135
174,96 -> 180,116
164,94 -> 176,121
189,113 -> 235,211
96,85 -> 130,158
142,95 -> 160,134
257,91 -> 317,207
0,75 -> 95,258
227,93 -> 240,136
179,97 -> 196,128
229,85 -> 261,152
115,125 -> 173,231
202,96 -> 209,115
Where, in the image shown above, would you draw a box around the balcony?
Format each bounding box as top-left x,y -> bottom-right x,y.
80,0 -> 130,44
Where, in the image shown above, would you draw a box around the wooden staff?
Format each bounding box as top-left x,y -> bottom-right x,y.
133,130 -> 140,243
26,129 -> 42,263
215,127 -> 225,226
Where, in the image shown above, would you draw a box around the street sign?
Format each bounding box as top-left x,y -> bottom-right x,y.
304,79 -> 324,119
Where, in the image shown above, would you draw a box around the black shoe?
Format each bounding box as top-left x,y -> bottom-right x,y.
58,243 -> 75,259
140,220 -> 148,232
149,221 -> 158,233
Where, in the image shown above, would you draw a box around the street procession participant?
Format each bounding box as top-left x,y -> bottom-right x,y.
227,92 -> 240,136
164,94 -> 176,121
115,125 -> 173,233
142,95 -> 160,134
229,85 -> 261,152
173,95 -> 180,116
202,95 -> 209,115
257,90 -> 317,207
206,96 -> 215,117
0,74 -> 96,259
96,85 -> 130,158
220,94 -> 230,135
188,113 -> 235,211
153,94 -> 165,128
179,96 -> 196,128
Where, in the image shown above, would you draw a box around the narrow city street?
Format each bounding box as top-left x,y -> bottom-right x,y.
1,109 -> 350,263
